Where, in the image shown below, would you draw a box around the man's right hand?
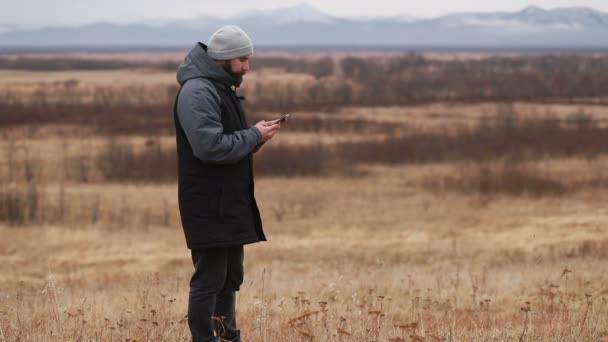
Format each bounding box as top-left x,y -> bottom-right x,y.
255,120 -> 280,143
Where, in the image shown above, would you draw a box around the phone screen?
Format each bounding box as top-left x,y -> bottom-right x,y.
274,114 -> 290,123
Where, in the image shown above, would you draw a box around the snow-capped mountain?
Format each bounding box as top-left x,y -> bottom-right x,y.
435,5 -> 608,32
1,3 -> 607,48
236,3 -> 336,24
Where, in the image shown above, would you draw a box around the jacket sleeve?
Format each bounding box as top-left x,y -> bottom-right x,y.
252,141 -> 265,153
177,79 -> 262,164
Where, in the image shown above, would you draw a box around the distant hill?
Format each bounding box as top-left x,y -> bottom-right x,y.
1,4 -> 608,48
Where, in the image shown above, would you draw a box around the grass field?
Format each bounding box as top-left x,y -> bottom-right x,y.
3,171 -> 608,341
1,53 -> 608,341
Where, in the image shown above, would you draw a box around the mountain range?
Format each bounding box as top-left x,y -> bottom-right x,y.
1,4 -> 608,48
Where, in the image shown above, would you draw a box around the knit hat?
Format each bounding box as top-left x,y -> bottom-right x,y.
207,25 -> 254,60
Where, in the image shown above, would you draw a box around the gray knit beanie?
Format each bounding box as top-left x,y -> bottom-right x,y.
207,25 -> 254,60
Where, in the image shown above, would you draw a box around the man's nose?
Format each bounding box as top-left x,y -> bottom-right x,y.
242,60 -> 250,72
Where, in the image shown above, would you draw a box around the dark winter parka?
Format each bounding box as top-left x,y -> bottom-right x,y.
174,43 -> 266,249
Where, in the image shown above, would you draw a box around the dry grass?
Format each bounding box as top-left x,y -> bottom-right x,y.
2,53 -> 608,340
0,69 -> 175,86
2,171 -> 608,340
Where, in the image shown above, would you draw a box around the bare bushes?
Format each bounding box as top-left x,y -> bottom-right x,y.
0,186 -> 39,226
338,107 -> 608,165
425,162 -> 568,197
96,138 -> 176,182
254,142 -> 333,177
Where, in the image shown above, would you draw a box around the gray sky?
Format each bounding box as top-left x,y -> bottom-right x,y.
2,0 -> 608,29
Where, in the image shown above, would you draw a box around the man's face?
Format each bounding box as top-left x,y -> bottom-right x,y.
222,55 -> 250,87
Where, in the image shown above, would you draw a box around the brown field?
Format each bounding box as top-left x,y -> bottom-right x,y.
1,52 -> 608,341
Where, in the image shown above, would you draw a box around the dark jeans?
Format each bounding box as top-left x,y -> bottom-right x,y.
188,246 -> 244,342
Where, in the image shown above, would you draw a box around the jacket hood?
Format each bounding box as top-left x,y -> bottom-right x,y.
176,43 -> 239,87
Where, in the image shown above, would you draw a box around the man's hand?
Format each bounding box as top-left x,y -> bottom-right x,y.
255,120 -> 280,143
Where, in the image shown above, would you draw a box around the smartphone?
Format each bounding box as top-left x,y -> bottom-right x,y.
273,113 -> 291,124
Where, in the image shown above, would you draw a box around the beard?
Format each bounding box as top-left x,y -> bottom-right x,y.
222,63 -> 245,87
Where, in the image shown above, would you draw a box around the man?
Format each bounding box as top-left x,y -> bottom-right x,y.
174,25 -> 280,342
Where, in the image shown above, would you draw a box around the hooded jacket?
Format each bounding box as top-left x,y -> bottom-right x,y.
175,43 -> 266,249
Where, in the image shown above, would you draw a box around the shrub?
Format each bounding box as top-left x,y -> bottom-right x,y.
0,186 -> 40,226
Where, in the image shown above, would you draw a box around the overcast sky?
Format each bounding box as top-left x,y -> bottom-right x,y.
2,0 -> 608,29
